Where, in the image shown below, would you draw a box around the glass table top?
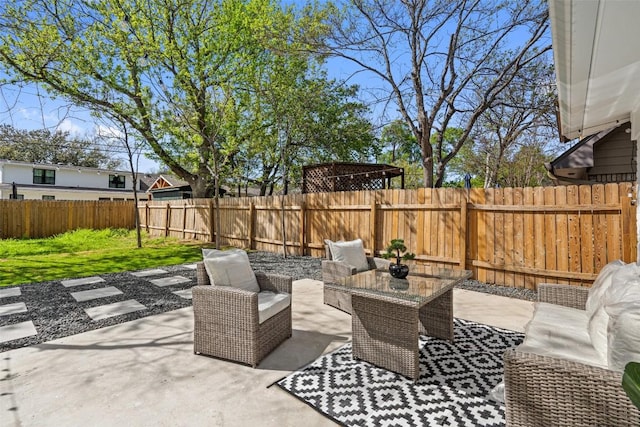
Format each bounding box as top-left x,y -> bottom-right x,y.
335,266 -> 472,304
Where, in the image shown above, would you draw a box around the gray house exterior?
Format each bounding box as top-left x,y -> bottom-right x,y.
545,125 -> 636,185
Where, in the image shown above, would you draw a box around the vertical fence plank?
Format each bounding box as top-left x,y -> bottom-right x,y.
566,186 -> 582,284
579,185 -> 595,277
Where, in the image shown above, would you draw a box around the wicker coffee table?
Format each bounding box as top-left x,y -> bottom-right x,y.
336,266 -> 472,381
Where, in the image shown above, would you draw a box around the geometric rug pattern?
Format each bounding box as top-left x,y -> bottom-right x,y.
276,318 -> 524,427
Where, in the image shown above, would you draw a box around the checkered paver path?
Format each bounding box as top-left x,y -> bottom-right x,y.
1,264 -> 197,347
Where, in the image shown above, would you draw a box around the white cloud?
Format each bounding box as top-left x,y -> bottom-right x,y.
56,118 -> 86,136
94,124 -> 124,140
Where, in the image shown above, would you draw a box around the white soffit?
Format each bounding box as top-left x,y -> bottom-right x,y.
549,0 -> 640,140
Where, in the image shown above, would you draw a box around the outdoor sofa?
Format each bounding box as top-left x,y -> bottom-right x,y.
503,260 -> 640,426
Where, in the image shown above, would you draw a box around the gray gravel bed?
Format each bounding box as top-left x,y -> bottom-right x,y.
1,251 -> 535,352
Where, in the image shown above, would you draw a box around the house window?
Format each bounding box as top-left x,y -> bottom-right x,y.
33,168 -> 55,185
10,194 -> 24,200
42,195 -> 55,200
109,175 -> 125,188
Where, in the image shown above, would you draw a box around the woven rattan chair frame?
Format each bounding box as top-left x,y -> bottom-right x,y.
322,249 -> 390,314
503,283 -> 640,426
193,262 -> 292,368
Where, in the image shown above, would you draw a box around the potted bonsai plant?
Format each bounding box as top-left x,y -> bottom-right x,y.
381,238 -> 415,279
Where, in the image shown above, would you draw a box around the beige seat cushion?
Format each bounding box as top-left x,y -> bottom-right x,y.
257,291 -> 291,324
517,302 -> 607,368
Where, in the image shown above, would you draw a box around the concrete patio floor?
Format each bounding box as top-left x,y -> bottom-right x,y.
1,279 -> 534,427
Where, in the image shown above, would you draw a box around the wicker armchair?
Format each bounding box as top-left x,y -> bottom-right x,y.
503,283 -> 640,426
322,245 -> 390,314
193,262 -> 292,368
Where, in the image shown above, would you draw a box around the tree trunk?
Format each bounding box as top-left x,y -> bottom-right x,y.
419,132 -> 434,188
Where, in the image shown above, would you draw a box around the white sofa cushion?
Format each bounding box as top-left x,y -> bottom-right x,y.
202,249 -> 260,293
325,239 -> 370,272
257,291 -> 291,324
517,302 -> 607,368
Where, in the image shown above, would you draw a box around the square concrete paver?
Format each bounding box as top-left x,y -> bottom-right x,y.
61,276 -> 105,288
172,289 -> 192,299
71,286 -> 123,302
84,299 -> 147,321
0,320 -> 38,343
149,276 -> 191,287
0,302 -> 28,316
131,269 -> 168,277
183,264 -> 197,270
0,287 -> 21,298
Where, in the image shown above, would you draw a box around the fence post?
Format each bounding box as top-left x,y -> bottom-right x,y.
370,200 -> 378,255
248,202 -> 255,250
620,182 -> 637,263
209,199 -> 215,243
182,204 -> 187,240
165,203 -> 171,237
299,200 -> 306,256
460,193 -> 468,269
145,203 -> 150,233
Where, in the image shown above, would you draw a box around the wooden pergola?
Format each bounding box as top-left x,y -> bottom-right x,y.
302,162 -> 404,193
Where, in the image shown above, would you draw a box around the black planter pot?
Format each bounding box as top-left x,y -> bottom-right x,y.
389,263 -> 409,279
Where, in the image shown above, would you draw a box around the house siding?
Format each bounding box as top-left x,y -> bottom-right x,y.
0,160 -> 149,200
588,126 -> 636,182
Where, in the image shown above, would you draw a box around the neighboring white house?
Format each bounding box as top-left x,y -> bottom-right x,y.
0,159 -> 149,201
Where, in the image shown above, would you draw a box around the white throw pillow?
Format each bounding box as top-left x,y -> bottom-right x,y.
201,249 -> 260,293
325,239 -> 370,272
603,270 -> 640,370
585,260 -> 625,318
607,310 -> 640,371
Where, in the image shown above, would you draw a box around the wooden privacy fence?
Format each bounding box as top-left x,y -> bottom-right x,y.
138,182 -> 637,290
0,200 -> 136,239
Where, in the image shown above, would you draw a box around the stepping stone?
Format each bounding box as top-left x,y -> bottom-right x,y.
84,299 -> 146,321
0,287 -> 21,298
61,276 -> 105,288
71,286 -> 123,302
149,276 -> 191,287
131,269 -> 168,277
183,264 -> 198,270
0,302 -> 28,316
173,289 -> 192,299
0,321 -> 38,343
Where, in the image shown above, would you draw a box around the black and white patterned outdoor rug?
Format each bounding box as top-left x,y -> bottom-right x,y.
275,318 -> 523,427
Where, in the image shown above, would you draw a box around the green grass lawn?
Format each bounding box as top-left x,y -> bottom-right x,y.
0,228 -> 214,287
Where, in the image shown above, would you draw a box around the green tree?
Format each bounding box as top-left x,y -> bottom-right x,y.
378,120 -> 423,188
232,56 -> 376,196
321,0 -> 551,187
470,57 -> 558,188
0,0 -> 328,198
0,124 -> 121,168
